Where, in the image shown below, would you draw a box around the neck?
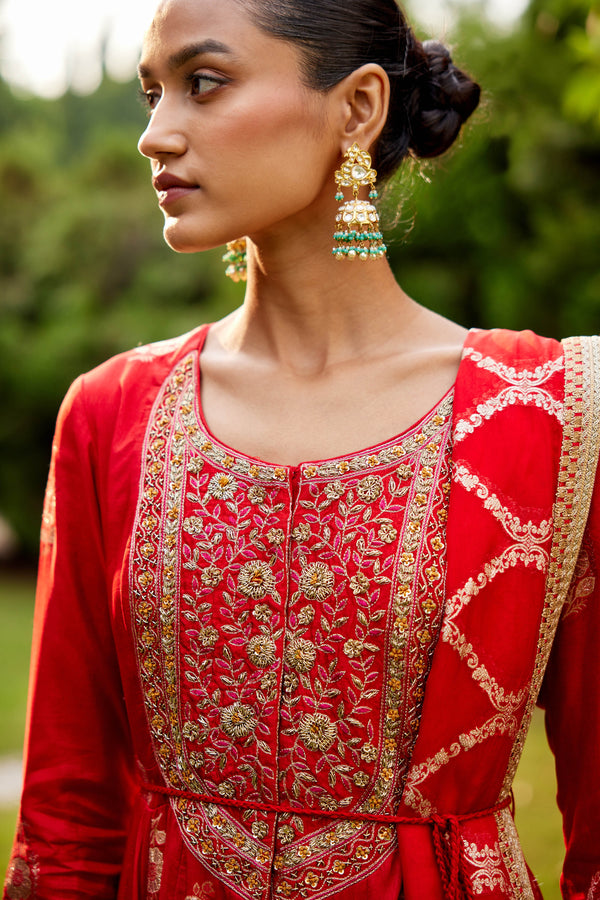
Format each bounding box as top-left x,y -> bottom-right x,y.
219,215 -> 419,376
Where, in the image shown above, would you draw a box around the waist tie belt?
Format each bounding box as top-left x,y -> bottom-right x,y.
140,780 -> 513,900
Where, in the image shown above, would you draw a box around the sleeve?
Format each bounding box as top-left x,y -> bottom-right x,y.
537,467 -> 600,900
3,376 -> 136,900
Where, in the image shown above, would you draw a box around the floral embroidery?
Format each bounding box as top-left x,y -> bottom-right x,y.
148,812 -> 166,894
237,561 -> 276,599
299,563 -> 334,601
462,839 -> 508,894
220,702 -> 258,740
247,634 -> 277,668
298,713 -> 338,752
285,637 -> 317,673
563,541 -> 596,619
185,881 -> 217,899
496,808 -> 535,899
129,353 -> 453,899
207,472 -> 238,499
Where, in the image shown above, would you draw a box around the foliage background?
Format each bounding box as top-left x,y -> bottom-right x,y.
0,0 -> 598,894
0,0 -> 599,555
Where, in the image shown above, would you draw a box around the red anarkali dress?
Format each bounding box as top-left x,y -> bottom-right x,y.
4,327 -> 600,900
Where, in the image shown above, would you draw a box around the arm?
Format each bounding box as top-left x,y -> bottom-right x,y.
538,470 -> 600,900
4,377 -> 136,900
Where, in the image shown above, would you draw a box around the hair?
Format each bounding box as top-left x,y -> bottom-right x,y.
242,0 -> 481,180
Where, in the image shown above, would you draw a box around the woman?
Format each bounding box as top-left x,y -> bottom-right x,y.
4,0 -> 600,898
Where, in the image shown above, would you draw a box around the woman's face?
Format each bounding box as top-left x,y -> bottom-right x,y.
138,0 -> 339,253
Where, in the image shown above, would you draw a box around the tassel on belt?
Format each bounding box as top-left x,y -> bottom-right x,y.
140,780 -> 513,900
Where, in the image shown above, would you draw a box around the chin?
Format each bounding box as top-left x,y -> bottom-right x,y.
162,221 -> 215,255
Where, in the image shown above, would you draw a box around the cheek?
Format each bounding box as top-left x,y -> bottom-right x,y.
200,92 -> 332,197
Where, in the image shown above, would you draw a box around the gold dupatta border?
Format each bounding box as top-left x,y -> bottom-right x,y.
501,335 -> 600,799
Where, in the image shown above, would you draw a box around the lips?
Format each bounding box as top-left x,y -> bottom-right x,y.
153,172 -> 199,207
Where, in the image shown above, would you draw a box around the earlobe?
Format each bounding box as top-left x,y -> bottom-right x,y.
339,63 -> 390,152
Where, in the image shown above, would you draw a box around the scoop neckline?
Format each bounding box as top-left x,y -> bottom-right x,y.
191,324 -> 456,475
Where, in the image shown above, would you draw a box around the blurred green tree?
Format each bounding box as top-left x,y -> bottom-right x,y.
0,0 -> 598,557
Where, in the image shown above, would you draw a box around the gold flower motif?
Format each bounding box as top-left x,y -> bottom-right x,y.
378,523 -> 398,543
297,604 -> 315,625
350,573 -> 369,596
277,824 -> 295,845
297,845 -> 310,860
353,771 -> 370,788
182,721 -> 200,742
343,638 -> 364,659
187,456 -> 204,474
305,873 -> 319,888
324,480 -> 345,502
267,528 -> 285,545
247,872 -> 262,891
285,637 -> 317,673
253,603 -> 272,622
425,565 -> 440,582
207,472 -> 238,500
284,672 -> 299,694
333,860 -> 346,874
355,846 -> 370,860
360,742 -> 377,763
298,713 -> 337,752
198,625 -> 219,647
256,848 -> 270,865
300,563 -> 334,601
292,522 -> 311,543
220,702 -> 257,740
319,795 -> 337,811
201,566 -> 221,587
238,561 -> 276,599
137,600 -> 153,620
357,474 -> 383,502
261,671 -> 278,691
217,780 -> 236,799
189,752 -> 203,768
252,820 -> 269,840
247,635 -> 277,668
248,485 -> 266,504
431,536 -> 444,552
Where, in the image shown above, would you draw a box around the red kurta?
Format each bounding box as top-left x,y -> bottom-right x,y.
4,327 -> 600,900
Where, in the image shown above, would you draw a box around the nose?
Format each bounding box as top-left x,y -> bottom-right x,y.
138,99 -> 188,161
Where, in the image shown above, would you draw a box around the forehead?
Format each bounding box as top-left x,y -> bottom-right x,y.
140,0 -> 261,64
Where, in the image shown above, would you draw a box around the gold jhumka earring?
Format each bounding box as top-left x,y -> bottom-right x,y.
223,239 -> 247,282
333,143 -> 387,261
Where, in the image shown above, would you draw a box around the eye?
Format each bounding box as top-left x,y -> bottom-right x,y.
187,73 -> 226,97
138,88 -> 160,115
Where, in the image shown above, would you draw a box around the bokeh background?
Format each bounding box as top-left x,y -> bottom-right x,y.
0,0 -> 599,894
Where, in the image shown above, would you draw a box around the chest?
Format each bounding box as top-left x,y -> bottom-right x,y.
128,351 -> 454,813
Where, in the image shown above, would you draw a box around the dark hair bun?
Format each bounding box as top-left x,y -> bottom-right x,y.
408,40 -> 481,159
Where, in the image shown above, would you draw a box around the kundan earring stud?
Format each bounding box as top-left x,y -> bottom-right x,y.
333,144 -> 386,261
223,238 -> 247,282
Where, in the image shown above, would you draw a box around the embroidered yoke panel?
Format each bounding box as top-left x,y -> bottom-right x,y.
128,351 -> 453,899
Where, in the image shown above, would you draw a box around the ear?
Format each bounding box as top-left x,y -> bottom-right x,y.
333,63 -> 390,153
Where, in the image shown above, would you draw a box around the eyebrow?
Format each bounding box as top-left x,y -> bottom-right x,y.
137,40 -> 235,79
